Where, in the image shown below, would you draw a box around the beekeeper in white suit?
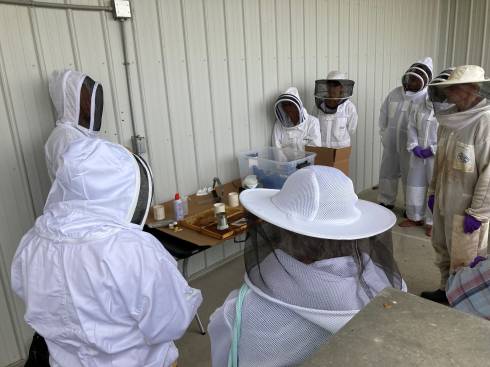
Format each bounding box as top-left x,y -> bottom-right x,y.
45,69 -> 103,182
272,87 -> 321,151
208,165 -> 405,367
378,57 -> 433,210
315,71 -> 358,148
421,65 -> 490,303
12,138 -> 202,367
400,68 -> 454,236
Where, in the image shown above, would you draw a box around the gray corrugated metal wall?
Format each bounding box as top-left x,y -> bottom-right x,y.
437,0 -> 490,73
0,0 -> 441,364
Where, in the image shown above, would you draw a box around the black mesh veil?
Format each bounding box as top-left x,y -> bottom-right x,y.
244,215 -> 403,310
78,76 -> 103,132
314,79 -> 355,113
131,154 -> 154,226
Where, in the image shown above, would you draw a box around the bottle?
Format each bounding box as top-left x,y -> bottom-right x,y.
182,195 -> 189,216
173,193 -> 184,221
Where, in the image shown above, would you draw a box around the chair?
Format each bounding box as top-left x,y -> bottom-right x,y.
144,226 -> 209,335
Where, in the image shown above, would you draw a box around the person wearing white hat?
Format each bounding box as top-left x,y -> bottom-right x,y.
45,69 -> 104,182
314,71 -> 358,148
208,165 -> 405,367
378,57 -> 433,210
272,87 -> 321,151
400,68 -> 455,236
421,65 -> 490,303
11,138 -> 202,367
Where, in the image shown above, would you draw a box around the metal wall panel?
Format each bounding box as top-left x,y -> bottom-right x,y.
0,1 -> 443,365
438,0 -> 490,72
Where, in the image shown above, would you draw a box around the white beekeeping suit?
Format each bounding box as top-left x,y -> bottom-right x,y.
12,138 -> 202,367
420,65 -> 490,303
272,87 -> 321,151
45,69 -> 104,182
405,96 -> 438,226
315,71 -> 358,148
208,166 -> 405,367
378,57 -> 433,208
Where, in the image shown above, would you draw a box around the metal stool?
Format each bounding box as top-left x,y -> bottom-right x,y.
144,226 -> 209,335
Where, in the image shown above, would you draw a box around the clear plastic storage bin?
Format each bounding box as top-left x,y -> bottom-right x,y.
237,147 -> 316,189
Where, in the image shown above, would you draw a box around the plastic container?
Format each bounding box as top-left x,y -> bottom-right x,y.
182,195 -> 189,215
237,147 -> 316,189
173,193 -> 184,221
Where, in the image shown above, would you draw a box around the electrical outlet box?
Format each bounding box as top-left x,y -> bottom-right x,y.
112,0 -> 131,19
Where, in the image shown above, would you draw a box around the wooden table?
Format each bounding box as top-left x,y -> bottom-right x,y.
301,288 -> 490,366
146,179 -> 244,247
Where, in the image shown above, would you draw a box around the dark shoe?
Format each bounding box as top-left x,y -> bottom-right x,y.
425,225 -> 432,237
420,289 -> 448,303
399,219 -> 424,227
379,203 -> 395,210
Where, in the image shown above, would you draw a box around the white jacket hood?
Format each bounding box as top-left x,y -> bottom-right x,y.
38,138 -> 153,241
49,69 -> 103,135
274,87 -> 307,128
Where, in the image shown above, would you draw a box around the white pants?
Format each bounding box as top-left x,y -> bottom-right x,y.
378,147 -> 411,207
406,155 -> 434,225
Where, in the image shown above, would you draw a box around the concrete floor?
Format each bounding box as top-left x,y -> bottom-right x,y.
175,187 -> 440,366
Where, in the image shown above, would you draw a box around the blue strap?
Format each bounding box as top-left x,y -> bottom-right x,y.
228,283 -> 250,367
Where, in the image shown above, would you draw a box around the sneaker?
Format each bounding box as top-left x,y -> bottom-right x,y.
425,225 -> 432,237
398,219 -> 424,227
420,289 -> 448,303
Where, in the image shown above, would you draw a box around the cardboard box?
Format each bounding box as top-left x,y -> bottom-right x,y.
305,146 -> 351,176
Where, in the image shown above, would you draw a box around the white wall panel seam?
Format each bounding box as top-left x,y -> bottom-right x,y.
179,0 -> 203,186
240,0 -> 253,149
221,0 -> 238,157
275,0 -> 280,95
155,0 -> 181,194
0,241 -> 24,359
0,30 -> 37,223
466,0 -> 474,64
482,0 -> 489,66
65,8 -> 82,70
289,0 -> 293,85
258,0 -> 268,141
451,0 -> 459,66
28,9 -> 48,88
198,0 -> 220,180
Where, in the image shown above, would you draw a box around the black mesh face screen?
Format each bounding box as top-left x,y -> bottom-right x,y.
92,84 -> 103,132
78,77 -> 103,132
130,154 -> 153,225
78,77 -> 95,129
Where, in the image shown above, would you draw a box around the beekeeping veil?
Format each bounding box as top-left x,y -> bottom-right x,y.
240,166 -> 403,315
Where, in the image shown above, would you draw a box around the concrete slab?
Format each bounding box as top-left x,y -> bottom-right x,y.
302,288 -> 490,367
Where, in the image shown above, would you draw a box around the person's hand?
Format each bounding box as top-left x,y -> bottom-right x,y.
420,147 -> 434,159
469,255 -> 487,268
412,146 -> 424,158
463,214 -> 482,234
428,195 -> 435,213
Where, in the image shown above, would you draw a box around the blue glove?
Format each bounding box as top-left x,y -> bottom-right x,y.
412,146 -> 424,159
469,256 -> 487,268
428,194 -> 435,213
463,214 -> 482,234
420,147 -> 434,159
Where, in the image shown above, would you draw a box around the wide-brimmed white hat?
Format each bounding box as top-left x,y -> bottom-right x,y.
240,165 -> 396,240
429,65 -> 490,87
